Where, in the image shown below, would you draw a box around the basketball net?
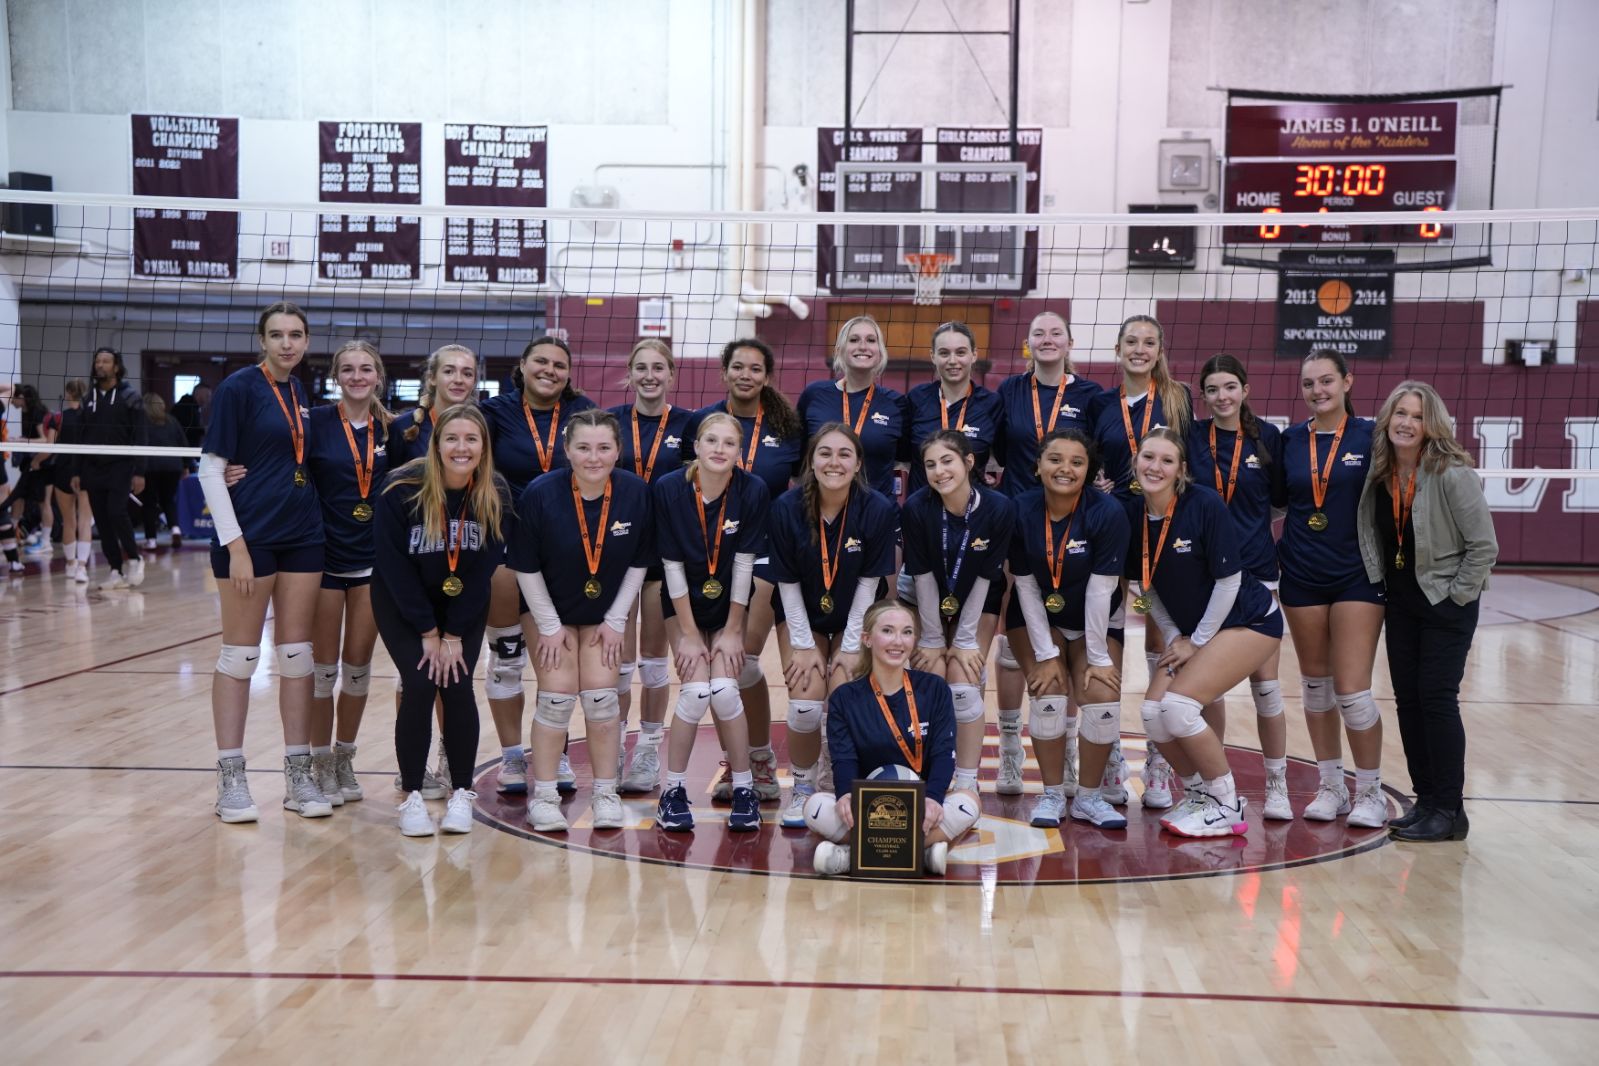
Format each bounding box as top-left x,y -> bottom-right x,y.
903,252 -> 955,306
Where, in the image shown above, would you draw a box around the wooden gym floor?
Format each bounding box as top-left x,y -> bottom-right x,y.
1,550 -> 1596,1064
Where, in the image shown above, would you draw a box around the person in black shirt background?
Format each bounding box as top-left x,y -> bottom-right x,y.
81,346 -> 146,589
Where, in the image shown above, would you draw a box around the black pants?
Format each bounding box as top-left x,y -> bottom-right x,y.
139,471 -> 183,538
84,464 -> 141,571
372,579 -> 485,794
1384,580 -> 1479,808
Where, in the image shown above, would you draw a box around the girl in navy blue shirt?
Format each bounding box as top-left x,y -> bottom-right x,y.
389,344 -> 479,467
653,412 -> 771,834
1189,354 -> 1291,821
305,340 -> 392,808
479,335 -> 596,794
768,423 -> 899,827
904,320 -> 1005,495
1274,350 -> 1388,828
902,430 -> 1014,800
995,311 -> 1103,496
374,404 -> 510,837
606,339 -> 695,791
797,314 -> 908,497
685,338 -> 804,804
1005,430 -> 1130,831
803,601 -> 980,877
198,302 -> 330,825
1127,428 -> 1281,838
510,410 -> 654,835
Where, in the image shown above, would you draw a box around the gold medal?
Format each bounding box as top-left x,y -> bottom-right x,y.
293,467 -> 307,487
939,594 -> 960,618
1394,550 -> 1405,570
702,578 -> 724,599
584,577 -> 603,599
442,574 -> 464,597
352,502 -> 373,522
1308,510 -> 1329,531
1132,593 -> 1152,614
1044,592 -> 1066,614
819,593 -> 835,614
1128,479 -> 1143,496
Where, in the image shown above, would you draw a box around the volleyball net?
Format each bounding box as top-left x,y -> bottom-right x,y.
0,189 -> 1595,564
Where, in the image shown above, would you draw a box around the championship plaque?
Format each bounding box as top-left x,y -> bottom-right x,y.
849,779 -> 926,878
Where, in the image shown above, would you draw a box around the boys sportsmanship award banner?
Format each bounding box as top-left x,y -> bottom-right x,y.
318,121 -> 421,281
443,123 -> 548,285
131,114 -> 239,280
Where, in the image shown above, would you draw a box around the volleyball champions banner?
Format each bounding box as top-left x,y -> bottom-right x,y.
131,113 -> 239,280
317,120 -> 422,281
442,123 -> 548,285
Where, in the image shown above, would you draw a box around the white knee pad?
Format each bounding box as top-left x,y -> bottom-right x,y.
1336,689 -> 1381,731
340,661 -> 372,697
275,641 -> 314,679
787,699 -> 824,734
951,684 -> 985,725
580,688 -> 621,724
312,661 -> 339,699
995,635 -> 1020,671
1028,696 -> 1068,741
1161,692 -> 1208,739
485,625 -> 526,701
1078,701 -> 1122,746
709,677 -> 744,721
737,653 -> 764,689
215,644 -> 261,680
673,681 -> 712,726
1301,675 -> 1336,714
1141,699 -> 1174,744
804,791 -> 848,843
617,661 -> 636,686
939,791 -> 980,840
1251,680 -> 1284,719
533,691 -> 577,729
639,656 -> 670,690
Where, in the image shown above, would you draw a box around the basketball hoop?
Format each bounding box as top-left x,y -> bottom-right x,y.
903,253 -> 955,306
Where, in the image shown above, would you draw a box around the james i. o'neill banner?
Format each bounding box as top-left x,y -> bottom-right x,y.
318,121 -> 421,281
444,124 -> 547,285
132,114 -> 239,279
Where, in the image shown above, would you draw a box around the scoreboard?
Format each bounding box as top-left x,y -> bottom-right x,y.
1223,100 -> 1457,245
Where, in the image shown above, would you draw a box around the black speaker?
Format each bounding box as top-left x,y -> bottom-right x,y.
4,172 -> 54,238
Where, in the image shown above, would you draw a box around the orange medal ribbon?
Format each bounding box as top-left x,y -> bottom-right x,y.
1307,414 -> 1349,515
1210,421 -> 1245,505
1390,467 -> 1417,569
1043,497 -> 1081,596
841,382 -> 876,436
441,479 -> 473,595
338,403 -> 375,503
1029,373 -> 1064,443
1119,383 -> 1156,457
818,491 -> 851,610
522,399 -> 560,474
693,471 -> 728,577
259,364 -> 305,469
630,404 -> 672,482
572,476 -> 613,589
737,407 -> 765,472
940,383 -> 971,433
870,670 -> 924,774
1140,493 -> 1177,598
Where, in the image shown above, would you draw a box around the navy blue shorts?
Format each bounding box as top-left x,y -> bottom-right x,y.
321,572 -> 373,591
210,542 -> 324,580
1278,572 -> 1386,608
1223,605 -> 1285,640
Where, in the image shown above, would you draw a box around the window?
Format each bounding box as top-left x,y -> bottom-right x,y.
173,374 -> 202,399
393,379 -> 422,403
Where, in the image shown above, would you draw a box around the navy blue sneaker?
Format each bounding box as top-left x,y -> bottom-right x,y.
657,785 -> 695,832
728,786 -> 761,832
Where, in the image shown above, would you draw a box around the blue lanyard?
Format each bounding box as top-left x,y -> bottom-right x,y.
940,487 -> 977,592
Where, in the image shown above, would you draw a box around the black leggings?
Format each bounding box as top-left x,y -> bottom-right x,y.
372,579 -> 485,794
139,471 -> 183,538
1384,578 -> 1479,808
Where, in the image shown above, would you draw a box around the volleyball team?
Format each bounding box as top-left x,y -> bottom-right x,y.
195,300 -> 1497,873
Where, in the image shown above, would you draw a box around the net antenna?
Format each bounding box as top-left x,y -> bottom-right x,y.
903,251 -> 954,306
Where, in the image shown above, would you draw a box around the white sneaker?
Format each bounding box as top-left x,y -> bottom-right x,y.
1263,770 -> 1293,820
311,753 -> 345,807
526,787 -> 567,832
97,570 -> 128,590
1304,781 -> 1352,821
1100,746 -> 1129,805
995,739 -> 1025,795
556,754 -> 577,794
1142,755 -> 1175,810
1062,742 -> 1080,797
590,788 -> 626,830
142,539 -> 158,552
1164,794 -> 1248,838
813,840 -> 851,876
497,750 -> 528,793
73,561 -> 89,584
1029,789 -> 1068,828
1346,784 -> 1389,828
215,756 -> 258,823
441,788 -> 477,833
333,746 -> 363,801
750,749 -> 781,802
124,558 -> 145,587
924,841 -> 949,876
1071,791 -> 1129,829
397,791 -> 436,836
782,785 -> 815,828
282,754 -> 334,817
621,743 -> 660,793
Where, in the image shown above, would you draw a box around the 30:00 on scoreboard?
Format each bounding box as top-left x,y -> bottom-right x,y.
1223,159 -> 1455,244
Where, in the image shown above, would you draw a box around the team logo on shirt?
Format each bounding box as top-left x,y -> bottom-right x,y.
1151,422 -> 1168,432
722,519 -> 740,534
1060,403 -> 1080,418
1066,537 -> 1088,555
762,435 -> 781,447
1172,538 -> 1193,554
1341,451 -> 1364,466
870,411 -> 891,426
961,425 -> 982,439
844,537 -> 862,552
664,435 -> 682,449
1244,454 -> 1260,468
971,538 -> 991,551
609,521 -> 632,536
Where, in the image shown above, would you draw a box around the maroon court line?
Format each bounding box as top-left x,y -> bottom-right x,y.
1,969 -> 1594,1022
0,631 -> 222,696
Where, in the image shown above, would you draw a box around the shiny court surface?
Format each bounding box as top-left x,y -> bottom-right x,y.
2,550 -> 1597,1064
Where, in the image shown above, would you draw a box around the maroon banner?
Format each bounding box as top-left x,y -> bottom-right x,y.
131,114 -> 238,280
442,123 -> 547,285
318,121 -> 421,281
816,127 -> 923,291
1227,101 -> 1458,158
936,127 -> 1042,292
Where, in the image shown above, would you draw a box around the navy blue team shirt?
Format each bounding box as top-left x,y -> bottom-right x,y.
386,407 -> 437,467
606,402 -> 695,484
766,484 -> 899,635
827,670 -> 957,804
1186,418 -> 1282,584
481,391 -> 598,496
1274,417 -> 1375,591
903,382 -> 1005,495
901,484 -> 1014,608
653,466 -> 771,633
685,401 -> 803,503
1128,485 -> 1276,635
796,380 -> 907,496
202,365 -> 324,549
995,372 -> 1104,496
1090,383 -> 1191,496
1007,486 -> 1129,632
508,468 -> 656,627
306,405 -> 389,573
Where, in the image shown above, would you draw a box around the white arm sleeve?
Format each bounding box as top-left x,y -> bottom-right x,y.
663,560 -> 689,600
1145,590 -> 1182,646
952,576 -> 990,650
198,453 -> 243,546
1012,574 -> 1061,662
603,566 -> 648,633
1190,572 -> 1241,648
839,575 -> 879,654
1084,574 -> 1119,667
913,572 -> 946,649
779,582 -> 815,650
731,552 -> 757,606
516,571 -> 563,637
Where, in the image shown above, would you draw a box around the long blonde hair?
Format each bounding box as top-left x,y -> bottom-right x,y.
1370,380 -> 1474,482
853,599 -> 919,679
1116,315 -> 1190,438
384,403 -> 504,545
330,339 -> 394,428
405,344 -> 476,443
831,314 -> 889,379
